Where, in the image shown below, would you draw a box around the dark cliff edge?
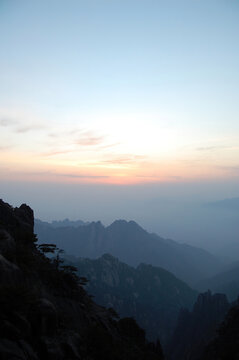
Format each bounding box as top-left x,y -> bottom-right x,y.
202,300 -> 239,360
0,199 -> 164,360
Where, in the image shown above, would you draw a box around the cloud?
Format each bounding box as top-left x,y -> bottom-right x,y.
0,145 -> 12,151
135,175 -> 181,180
180,159 -> 204,167
59,173 -> 109,179
216,165 -> 239,172
22,170 -> 53,176
48,127 -> 83,138
0,117 -> 18,127
102,157 -> 134,165
42,129 -> 107,158
75,131 -> 105,146
47,128 -> 115,152
48,129 -> 106,146
0,115 -> 46,133
41,149 -> 74,157
96,142 -> 121,150
168,175 -> 182,180
102,155 -> 146,165
196,145 -> 235,151
136,174 -> 162,178
15,124 -> 46,133
11,169 -> 109,179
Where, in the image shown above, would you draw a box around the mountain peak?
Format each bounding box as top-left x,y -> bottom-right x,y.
89,220 -> 104,228
109,219 -> 143,231
101,253 -> 119,263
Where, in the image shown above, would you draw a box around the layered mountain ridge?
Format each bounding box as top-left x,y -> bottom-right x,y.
1,199 -> 239,359
35,218 -> 223,285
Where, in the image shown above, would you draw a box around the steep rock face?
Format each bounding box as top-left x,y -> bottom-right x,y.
0,200 -> 34,238
0,254 -> 21,284
202,300 -> 239,359
0,200 -> 164,360
35,218 -> 223,285
68,253 -> 198,346
193,291 -> 229,316
168,290 -> 230,360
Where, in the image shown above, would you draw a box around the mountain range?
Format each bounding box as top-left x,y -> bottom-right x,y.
1,199 -> 239,359
206,197 -> 239,211
35,218 -> 224,285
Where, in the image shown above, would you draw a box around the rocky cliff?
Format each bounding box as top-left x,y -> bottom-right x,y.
202,300 -> 239,359
168,290 -> 230,360
67,253 -> 197,346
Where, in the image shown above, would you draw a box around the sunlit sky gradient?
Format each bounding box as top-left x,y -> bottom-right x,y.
0,0 -> 239,184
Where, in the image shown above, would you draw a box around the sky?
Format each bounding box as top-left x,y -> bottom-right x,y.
0,0 -> 239,251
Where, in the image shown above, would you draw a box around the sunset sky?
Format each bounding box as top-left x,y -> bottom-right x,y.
1,0 -> 239,186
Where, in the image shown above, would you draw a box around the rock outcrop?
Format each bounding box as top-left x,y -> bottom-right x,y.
202,299 -> 239,359
168,290 -> 230,360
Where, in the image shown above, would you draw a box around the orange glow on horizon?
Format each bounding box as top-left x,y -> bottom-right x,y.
0,147 -> 237,185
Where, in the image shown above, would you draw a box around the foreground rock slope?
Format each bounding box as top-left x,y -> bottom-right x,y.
0,200 -> 164,360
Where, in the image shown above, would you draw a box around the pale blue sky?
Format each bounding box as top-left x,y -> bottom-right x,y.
1,0 -> 238,130
0,1 -> 238,184
1,1 -> 239,184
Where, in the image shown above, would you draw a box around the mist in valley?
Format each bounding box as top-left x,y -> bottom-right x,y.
1,179 -> 238,261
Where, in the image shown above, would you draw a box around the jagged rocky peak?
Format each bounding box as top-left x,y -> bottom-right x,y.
101,253 -> 120,264
109,219 -> 145,232
137,263 -> 153,270
51,218 -> 88,228
88,220 -> 104,229
193,290 -> 229,314
202,300 -> 239,359
108,219 -> 128,228
168,290 -> 231,360
0,199 -> 34,240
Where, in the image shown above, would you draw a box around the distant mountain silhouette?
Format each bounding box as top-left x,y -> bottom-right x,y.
35,218 -> 88,228
66,253 -> 197,346
35,219 -> 223,285
205,197 -> 239,211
